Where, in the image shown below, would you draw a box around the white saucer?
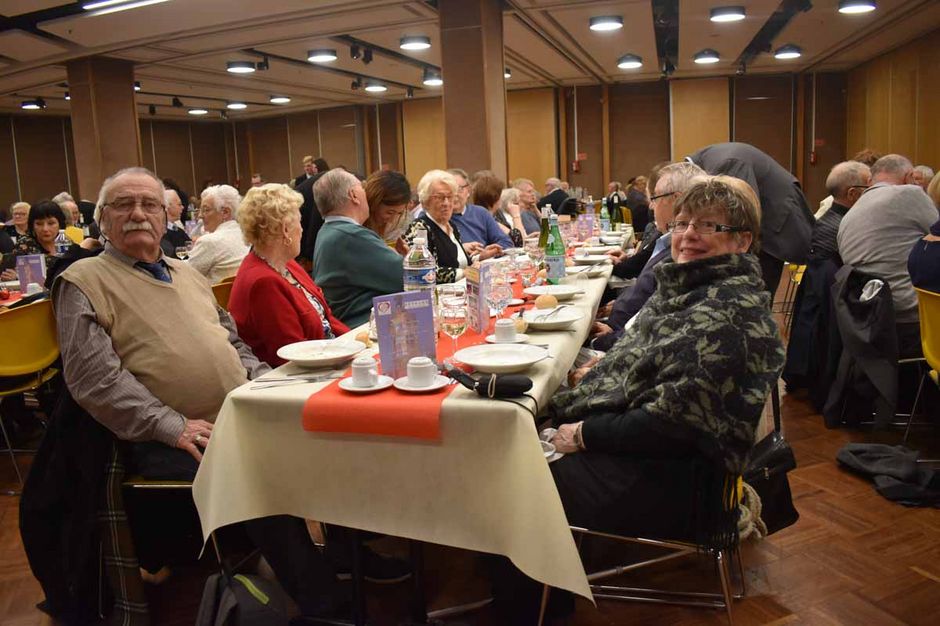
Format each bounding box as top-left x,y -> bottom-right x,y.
507,298 -> 525,306
338,375 -> 394,393
393,374 -> 451,393
485,333 -> 530,344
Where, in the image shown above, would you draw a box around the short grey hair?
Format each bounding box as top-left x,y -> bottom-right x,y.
545,177 -> 562,190
826,161 -> 871,197
52,191 -> 75,206
94,166 -> 165,223
870,154 -> 913,183
914,165 -> 935,180
164,189 -> 181,205
313,168 -> 360,216
656,161 -> 707,195
416,169 -> 458,205
498,187 -> 520,213
511,178 -> 534,190
201,184 -> 242,219
447,168 -> 468,182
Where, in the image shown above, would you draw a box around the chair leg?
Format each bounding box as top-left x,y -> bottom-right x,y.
0,402 -> 24,494
716,550 -> 735,626
536,584 -> 550,626
903,371 -> 927,444
734,548 -> 747,598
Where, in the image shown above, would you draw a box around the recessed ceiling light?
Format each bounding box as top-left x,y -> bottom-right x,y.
64,92 -> 70,101
188,108 -> 208,115
617,53 -> 643,69
269,95 -> 291,104
400,36 -> 431,51
21,99 -> 45,110
774,44 -> 802,60
693,49 -> 721,64
422,68 -> 443,87
364,81 -> 388,93
307,49 -> 337,63
82,0 -> 171,16
134,81 -> 141,91
226,61 -> 256,74
589,16 -> 623,31
838,0 -> 876,14
504,67 -> 511,79
710,6 -> 746,22
746,96 -> 772,101
227,102 -> 247,110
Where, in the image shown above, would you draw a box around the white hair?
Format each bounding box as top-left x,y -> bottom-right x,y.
164,189 -> 181,204
313,168 -> 360,216
914,165 -> 935,180
870,154 -> 913,184
52,191 -> 75,206
545,177 -> 562,190
825,161 -> 871,197
416,169 -> 458,205
201,184 -> 242,219
94,167 -> 165,224
498,187 -> 520,213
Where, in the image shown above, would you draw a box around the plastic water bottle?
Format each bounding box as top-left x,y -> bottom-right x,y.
403,236 -> 436,294
54,229 -> 70,255
599,198 -> 611,233
544,214 -> 566,285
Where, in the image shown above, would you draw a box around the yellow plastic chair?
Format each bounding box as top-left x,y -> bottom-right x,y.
212,280 -> 234,310
905,288 -> 940,444
64,226 -> 84,244
620,207 -> 633,225
0,299 -> 59,492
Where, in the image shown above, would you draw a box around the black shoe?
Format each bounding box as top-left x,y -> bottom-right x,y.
333,547 -> 412,584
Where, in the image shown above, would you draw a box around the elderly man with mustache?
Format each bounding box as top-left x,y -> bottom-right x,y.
49,167 -> 345,619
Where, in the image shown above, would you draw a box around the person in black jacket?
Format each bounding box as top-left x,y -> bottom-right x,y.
541,177 -> 571,215
293,155 -> 318,188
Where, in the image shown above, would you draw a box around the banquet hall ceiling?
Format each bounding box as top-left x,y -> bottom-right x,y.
0,0 -> 937,119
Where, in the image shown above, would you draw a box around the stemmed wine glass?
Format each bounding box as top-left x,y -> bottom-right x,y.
174,242 -> 193,260
485,266 -> 513,322
438,285 -> 467,363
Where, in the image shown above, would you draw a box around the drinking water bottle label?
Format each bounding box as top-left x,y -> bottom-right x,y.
545,255 -> 565,282
404,267 -> 436,290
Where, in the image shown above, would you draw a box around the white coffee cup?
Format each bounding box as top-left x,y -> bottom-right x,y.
350,356 -> 378,387
25,282 -> 42,296
494,318 -> 517,342
407,356 -> 437,387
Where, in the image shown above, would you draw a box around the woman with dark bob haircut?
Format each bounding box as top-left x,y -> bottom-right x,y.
1,200 -> 66,281
362,170 -> 412,256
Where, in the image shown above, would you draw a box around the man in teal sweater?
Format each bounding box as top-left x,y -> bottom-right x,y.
312,169 -> 404,327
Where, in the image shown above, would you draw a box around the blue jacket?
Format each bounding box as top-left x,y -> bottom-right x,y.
450,204 -> 514,249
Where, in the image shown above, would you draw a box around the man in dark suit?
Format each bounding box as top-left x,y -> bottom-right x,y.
293,155 -> 318,188
160,189 -> 191,258
687,142 -> 814,292
298,171 -> 327,262
541,177 -> 571,215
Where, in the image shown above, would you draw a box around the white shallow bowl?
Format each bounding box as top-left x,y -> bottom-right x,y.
453,343 -> 548,374
565,265 -> 606,278
523,284 -> 583,301
600,236 -> 624,245
523,306 -> 584,331
571,255 -> 611,266
276,339 -> 365,368
583,245 -> 617,254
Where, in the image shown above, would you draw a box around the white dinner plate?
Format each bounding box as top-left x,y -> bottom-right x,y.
338,375 -> 394,394
523,284 -> 583,301
565,265 -> 606,278
393,374 -> 451,393
600,236 -> 624,245
276,339 -> 365,368
523,306 -> 584,331
571,255 -> 611,266
485,333 -> 530,344
453,344 -> 549,374
583,245 -> 617,254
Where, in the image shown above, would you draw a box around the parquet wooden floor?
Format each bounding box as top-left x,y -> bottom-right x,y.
2,386 -> 938,625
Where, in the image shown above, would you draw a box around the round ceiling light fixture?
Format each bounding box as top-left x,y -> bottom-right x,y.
21,98 -> 46,110
226,61 -> 256,74
422,68 -> 443,86
589,15 -> 623,31
307,49 -> 337,63
188,107 -> 209,115
400,36 -> 431,50
226,101 -> 248,110
364,81 -> 388,93
693,49 -> 721,64
838,0 -> 876,14
710,6 -> 746,22
617,53 -> 643,69
133,81 -> 141,91
774,44 -> 802,60
64,92 -> 71,101
504,67 -> 511,79
269,95 -> 291,104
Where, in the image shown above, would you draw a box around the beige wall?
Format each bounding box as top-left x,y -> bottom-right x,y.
846,28 -> 939,168
507,88 -> 556,185
402,97 -> 446,185
670,78 -> 730,160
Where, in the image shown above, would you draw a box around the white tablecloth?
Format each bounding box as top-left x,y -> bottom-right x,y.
193,267 -> 612,601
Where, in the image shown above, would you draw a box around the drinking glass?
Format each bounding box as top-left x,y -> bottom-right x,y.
517,258 -> 537,289
174,242 -> 193,260
486,268 -> 513,321
525,239 -> 544,269
438,285 -> 467,362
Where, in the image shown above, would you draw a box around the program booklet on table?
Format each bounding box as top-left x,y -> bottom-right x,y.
373,290 -> 437,379
15,254 -> 46,292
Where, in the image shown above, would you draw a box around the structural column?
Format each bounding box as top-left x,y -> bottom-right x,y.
66,57 -> 142,200
439,0 -> 508,179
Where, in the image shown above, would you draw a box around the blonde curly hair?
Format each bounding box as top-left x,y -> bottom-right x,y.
237,183 -> 303,247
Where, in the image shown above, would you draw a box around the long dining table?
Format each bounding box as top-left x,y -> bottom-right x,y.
192,264 -> 614,609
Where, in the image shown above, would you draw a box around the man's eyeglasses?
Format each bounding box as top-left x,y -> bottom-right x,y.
848,185 -> 870,192
649,190 -> 677,203
458,183 -> 470,191
429,194 -> 454,203
106,198 -> 165,215
669,220 -> 748,235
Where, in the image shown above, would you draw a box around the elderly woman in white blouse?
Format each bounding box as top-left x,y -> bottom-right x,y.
187,184 -> 250,283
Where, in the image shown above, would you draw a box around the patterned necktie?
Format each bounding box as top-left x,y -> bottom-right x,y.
135,260 -> 172,283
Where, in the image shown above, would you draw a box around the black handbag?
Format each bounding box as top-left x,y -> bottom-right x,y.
743,387 -> 800,535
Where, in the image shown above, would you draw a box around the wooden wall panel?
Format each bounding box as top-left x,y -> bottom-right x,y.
608,81 -> 671,183
63,120 -> 80,201
864,57 -> 892,154
846,68 -> 867,158
317,106 -> 361,176
564,85 -> 603,196
150,121 -> 194,196
229,122 -> 251,193
286,111 -> 320,179
915,30 -> 940,168
402,97 -> 445,185
733,75 -> 793,171
139,120 -> 155,171
801,73 -> 847,208
190,123 -> 229,191
507,88 -> 556,186
13,116 -> 71,204
375,103 -> 401,172
670,78 -> 730,160
0,117 -> 20,210
247,117 -> 290,184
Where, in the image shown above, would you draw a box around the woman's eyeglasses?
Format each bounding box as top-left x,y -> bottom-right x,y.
669,220 -> 748,235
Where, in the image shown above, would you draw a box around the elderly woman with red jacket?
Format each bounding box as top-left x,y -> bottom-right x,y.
229,184 -> 349,366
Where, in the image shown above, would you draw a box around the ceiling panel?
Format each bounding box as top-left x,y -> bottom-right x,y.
0,29 -> 70,61
503,15 -> 585,81
0,0 -> 64,16
678,0 -> 780,72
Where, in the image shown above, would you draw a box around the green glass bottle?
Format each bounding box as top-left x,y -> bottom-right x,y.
544,213 -> 566,284
537,205 -> 551,250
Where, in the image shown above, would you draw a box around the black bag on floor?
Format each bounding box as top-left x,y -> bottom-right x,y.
743,388 -> 800,535
196,572 -> 291,626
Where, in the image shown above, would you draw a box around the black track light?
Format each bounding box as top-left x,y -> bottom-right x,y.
257,56 -> 270,71
148,104 -> 156,116
363,48 -> 373,64
406,86 -> 414,99
350,45 -> 361,60
172,96 -> 183,108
